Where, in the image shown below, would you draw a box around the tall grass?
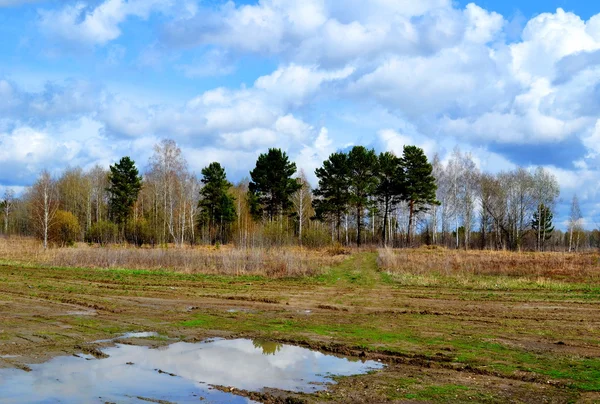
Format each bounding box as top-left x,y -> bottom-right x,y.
0,237 -> 343,277
377,247 -> 600,282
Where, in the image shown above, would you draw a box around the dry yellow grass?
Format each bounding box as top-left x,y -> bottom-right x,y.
0,237 -> 344,277
378,247 -> 600,282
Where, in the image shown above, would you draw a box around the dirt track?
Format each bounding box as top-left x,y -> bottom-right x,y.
1,253 -> 599,403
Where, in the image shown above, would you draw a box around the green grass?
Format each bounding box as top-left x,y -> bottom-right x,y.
3,252 -> 600,396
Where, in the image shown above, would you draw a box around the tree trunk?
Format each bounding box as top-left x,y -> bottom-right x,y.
407,200 -> 414,246
356,207 -> 362,247
382,198 -> 389,247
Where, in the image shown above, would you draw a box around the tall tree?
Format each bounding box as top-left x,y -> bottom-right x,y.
198,162 -> 236,244
347,146 -> 378,247
292,170 -> 313,245
376,152 -> 404,246
89,165 -> 109,224
148,139 -> 188,244
2,188 -> 14,235
568,194 -> 583,252
402,146 -> 438,245
506,168 -> 536,250
30,170 -> 59,249
532,167 -> 560,251
531,203 -> 554,251
107,157 -> 142,230
313,152 -> 350,243
248,148 -> 301,221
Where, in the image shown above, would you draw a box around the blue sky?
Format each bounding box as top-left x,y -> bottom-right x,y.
1,0 -> 600,229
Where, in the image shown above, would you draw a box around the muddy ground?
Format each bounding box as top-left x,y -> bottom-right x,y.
0,252 -> 599,403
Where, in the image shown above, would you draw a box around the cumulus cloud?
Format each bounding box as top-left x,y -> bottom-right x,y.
7,1 -> 600,225
38,0 -> 176,46
0,78 -> 100,122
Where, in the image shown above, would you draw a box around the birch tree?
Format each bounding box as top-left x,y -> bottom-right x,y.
2,188 -> 14,235
148,139 -> 188,244
532,167 -> 560,251
30,170 -> 59,249
292,170 -> 313,245
569,194 -> 583,252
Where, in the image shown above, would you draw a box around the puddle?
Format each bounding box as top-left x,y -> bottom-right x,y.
93,331 -> 160,343
121,332 -> 160,339
0,338 -> 384,403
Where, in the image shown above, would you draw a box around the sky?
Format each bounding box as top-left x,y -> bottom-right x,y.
1,0 -> 600,229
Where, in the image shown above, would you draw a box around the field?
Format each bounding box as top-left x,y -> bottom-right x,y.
1,239 -> 599,403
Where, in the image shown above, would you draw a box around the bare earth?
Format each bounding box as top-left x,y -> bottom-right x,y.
0,252 -> 599,403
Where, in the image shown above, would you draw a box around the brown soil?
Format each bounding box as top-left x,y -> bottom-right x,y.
0,256 -> 598,403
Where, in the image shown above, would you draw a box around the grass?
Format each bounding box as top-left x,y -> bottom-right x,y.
2,239 -> 600,401
178,308 -> 600,391
378,247 -> 600,283
0,237 -> 345,277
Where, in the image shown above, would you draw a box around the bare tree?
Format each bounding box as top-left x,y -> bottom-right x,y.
569,194 -> 583,252
148,139 -> 188,245
30,171 -> 59,249
532,167 -> 560,251
430,154 -> 444,245
2,188 -> 14,235
89,165 -> 109,224
292,170 -> 313,245
460,152 -> 478,249
446,148 -> 463,249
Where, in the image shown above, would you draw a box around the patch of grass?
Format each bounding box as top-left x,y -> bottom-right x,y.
403,384 -> 472,401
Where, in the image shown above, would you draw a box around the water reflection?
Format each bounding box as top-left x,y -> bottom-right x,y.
252,339 -> 283,355
0,338 -> 384,403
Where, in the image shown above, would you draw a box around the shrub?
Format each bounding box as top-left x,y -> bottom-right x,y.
301,227 -> 333,248
125,219 -> 155,247
85,220 -> 118,245
49,210 -> 81,247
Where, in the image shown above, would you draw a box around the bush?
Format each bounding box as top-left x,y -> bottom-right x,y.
49,210 -> 81,247
301,227 -> 333,248
85,220 -> 118,245
125,219 -> 155,247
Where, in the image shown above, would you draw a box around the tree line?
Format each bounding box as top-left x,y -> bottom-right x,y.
0,139 -> 594,251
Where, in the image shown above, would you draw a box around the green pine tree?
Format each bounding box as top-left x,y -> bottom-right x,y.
532,203 -> 554,251
248,148 -> 301,221
313,152 -> 351,243
107,157 -> 142,231
402,146 -> 438,245
347,146 -> 379,247
198,162 -> 236,244
376,152 -> 404,246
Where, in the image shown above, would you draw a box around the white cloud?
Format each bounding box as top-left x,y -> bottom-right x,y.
294,127 -> 335,185
7,1 -> 600,226
254,64 -> 354,107
38,0 -> 174,46
378,129 -> 437,157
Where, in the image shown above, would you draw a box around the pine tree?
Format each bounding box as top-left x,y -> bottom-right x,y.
376,152 -> 404,246
248,148 -> 301,221
198,162 -> 236,244
107,157 -> 142,230
313,152 -> 351,243
347,146 -> 379,247
531,203 -> 554,251
402,146 -> 438,245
